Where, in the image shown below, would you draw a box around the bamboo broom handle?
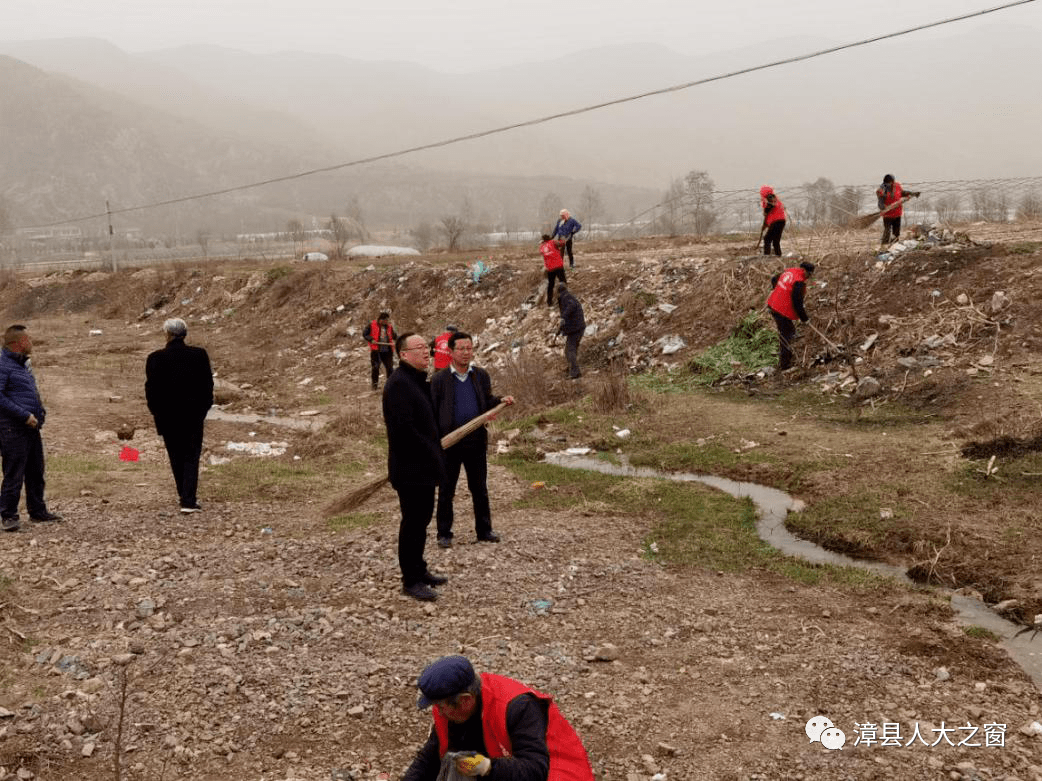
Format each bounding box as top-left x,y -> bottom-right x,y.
440,402 -> 509,449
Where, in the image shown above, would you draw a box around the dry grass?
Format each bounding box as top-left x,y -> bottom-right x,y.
592,362 -> 633,413
499,352 -> 550,408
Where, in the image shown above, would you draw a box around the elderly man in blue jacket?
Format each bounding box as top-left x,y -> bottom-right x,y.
551,209 -> 582,269
0,325 -> 61,531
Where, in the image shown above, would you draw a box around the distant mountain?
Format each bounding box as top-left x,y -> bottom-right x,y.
1,24 -> 1039,236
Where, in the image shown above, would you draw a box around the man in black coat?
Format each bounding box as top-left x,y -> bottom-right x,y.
145,318 -> 214,514
556,285 -> 586,379
430,332 -> 514,548
383,332 -> 448,601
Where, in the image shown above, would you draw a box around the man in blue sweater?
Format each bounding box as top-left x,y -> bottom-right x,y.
430,332 -> 514,548
551,209 -> 582,269
0,325 -> 61,531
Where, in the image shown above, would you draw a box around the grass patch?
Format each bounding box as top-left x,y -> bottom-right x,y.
327,512 -> 382,531
785,492 -> 907,559
630,370 -> 700,394
1009,242 -> 1041,255
962,625 -> 1001,642
498,455 -> 890,588
207,457 -> 362,501
949,453 -> 1042,498
688,311 -> 776,385
266,266 -> 292,283
49,454 -> 108,475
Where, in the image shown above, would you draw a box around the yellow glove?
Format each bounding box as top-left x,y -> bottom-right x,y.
455,753 -> 491,777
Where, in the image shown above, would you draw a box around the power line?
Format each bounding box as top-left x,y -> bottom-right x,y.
19,0 -> 1037,231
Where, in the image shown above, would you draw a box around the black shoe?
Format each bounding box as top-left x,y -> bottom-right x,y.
437,536 -> 453,549
1,517 -> 19,532
402,582 -> 438,601
477,531 -> 501,543
179,504 -> 202,514
29,511 -> 62,523
422,572 -> 449,586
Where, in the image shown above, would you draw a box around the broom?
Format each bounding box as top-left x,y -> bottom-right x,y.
323,402 -> 509,516
851,195 -> 912,229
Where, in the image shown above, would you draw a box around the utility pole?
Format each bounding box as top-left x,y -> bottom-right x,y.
106,201 -> 116,272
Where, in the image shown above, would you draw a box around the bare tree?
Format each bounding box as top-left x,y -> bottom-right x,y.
346,197 -> 371,242
802,177 -> 836,226
327,214 -> 352,259
440,216 -> 466,252
1017,190 -> 1042,220
933,194 -> 962,224
287,219 -> 305,256
411,221 -> 435,251
683,170 -> 717,236
196,229 -> 211,259
579,186 -> 604,233
971,189 -> 1009,222
835,186 -> 861,224
538,192 -> 562,231
656,178 -> 686,237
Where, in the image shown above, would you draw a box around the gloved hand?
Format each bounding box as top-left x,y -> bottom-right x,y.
455,753 -> 491,777
912,191 -> 922,198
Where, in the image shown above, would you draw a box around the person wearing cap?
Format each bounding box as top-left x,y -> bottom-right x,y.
430,325 -> 458,371
766,262 -> 815,371
383,332 -> 448,601
876,175 -> 921,246
363,312 -> 396,391
430,331 -> 514,548
551,209 -> 582,269
539,234 -> 567,307
403,655 -> 594,781
759,186 -> 787,257
145,318 -> 214,513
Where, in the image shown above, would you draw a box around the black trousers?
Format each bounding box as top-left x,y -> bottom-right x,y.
770,309 -> 797,370
763,220 -> 785,256
565,330 -> 584,378
370,350 -> 393,388
0,424 -> 47,520
396,485 -> 435,587
436,439 -> 492,540
882,216 -> 902,245
546,268 -> 567,306
562,237 -> 574,267
162,425 -> 204,507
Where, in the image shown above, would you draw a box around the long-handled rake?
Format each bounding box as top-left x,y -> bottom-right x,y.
324,402 -> 509,516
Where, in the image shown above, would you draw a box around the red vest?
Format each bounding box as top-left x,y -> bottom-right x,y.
369,320 -> 393,351
878,182 -> 905,217
541,240 -> 564,271
766,267 -> 806,321
432,673 -> 594,781
433,332 -> 453,369
763,196 -> 786,225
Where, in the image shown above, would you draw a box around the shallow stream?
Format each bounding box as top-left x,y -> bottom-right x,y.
544,452 -> 1042,691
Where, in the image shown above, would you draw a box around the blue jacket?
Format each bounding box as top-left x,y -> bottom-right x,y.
0,348 -> 45,427
552,217 -> 582,240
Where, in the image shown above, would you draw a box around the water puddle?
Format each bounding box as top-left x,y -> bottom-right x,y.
208,409 -> 326,432
544,452 -> 1042,690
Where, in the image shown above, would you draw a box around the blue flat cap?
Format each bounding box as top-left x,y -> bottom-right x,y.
416,655 -> 476,709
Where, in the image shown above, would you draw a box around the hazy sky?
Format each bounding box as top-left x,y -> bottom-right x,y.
2,0 -> 1038,71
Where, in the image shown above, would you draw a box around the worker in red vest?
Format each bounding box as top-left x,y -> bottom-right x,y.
430,325 -> 458,370
766,261 -> 815,371
403,655 -> 595,781
362,312 -> 396,391
876,174 -> 921,246
540,233 -> 567,307
759,186 -> 787,256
